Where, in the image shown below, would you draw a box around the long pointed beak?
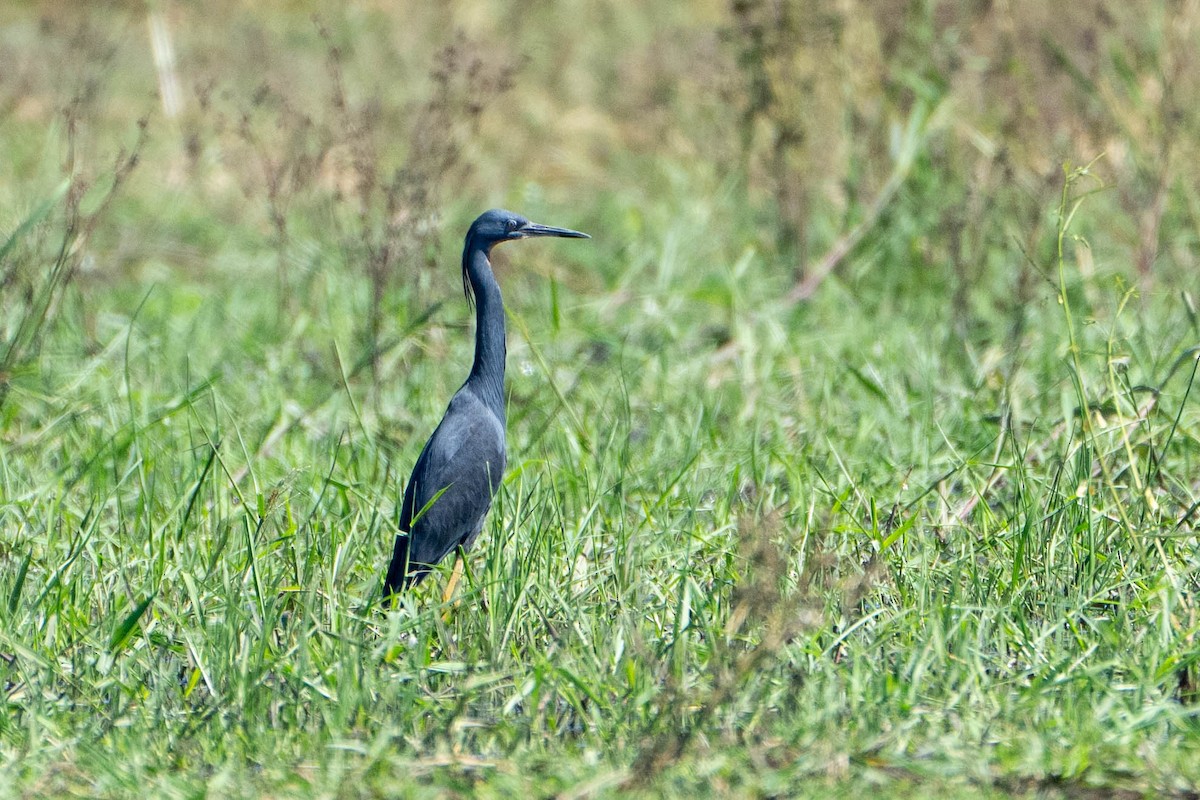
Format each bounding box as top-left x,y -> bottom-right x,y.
521,222 -> 590,239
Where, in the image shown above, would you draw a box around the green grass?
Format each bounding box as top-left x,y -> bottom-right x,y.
2,3 -> 1200,798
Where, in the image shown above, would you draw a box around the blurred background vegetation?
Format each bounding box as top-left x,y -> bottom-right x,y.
3,0 -> 1196,331
3,1 -> 1200,797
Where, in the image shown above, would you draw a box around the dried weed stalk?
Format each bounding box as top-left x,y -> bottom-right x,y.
227,19 -> 513,363
0,110 -> 146,409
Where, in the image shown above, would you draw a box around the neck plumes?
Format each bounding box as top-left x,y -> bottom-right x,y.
464,241 -> 506,417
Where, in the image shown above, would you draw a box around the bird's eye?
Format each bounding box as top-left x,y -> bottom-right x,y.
506,219 -> 520,232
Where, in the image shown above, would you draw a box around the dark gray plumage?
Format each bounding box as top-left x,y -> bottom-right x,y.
384,209 -> 589,598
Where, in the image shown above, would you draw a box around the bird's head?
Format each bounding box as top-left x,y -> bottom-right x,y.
462,209 -> 589,307
467,209 -> 590,250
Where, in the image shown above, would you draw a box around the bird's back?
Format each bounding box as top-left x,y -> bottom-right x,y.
385,385 -> 506,592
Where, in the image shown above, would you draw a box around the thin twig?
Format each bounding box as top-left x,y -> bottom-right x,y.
785,99 -> 942,304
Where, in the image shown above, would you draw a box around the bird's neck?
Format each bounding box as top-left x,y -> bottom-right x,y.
464,243 -> 506,417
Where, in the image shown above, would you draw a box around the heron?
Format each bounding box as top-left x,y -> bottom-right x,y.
383,208 -> 590,601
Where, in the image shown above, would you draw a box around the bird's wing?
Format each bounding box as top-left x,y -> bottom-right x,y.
400,388 -> 506,569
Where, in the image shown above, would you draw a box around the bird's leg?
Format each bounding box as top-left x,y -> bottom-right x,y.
441,553 -> 464,605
